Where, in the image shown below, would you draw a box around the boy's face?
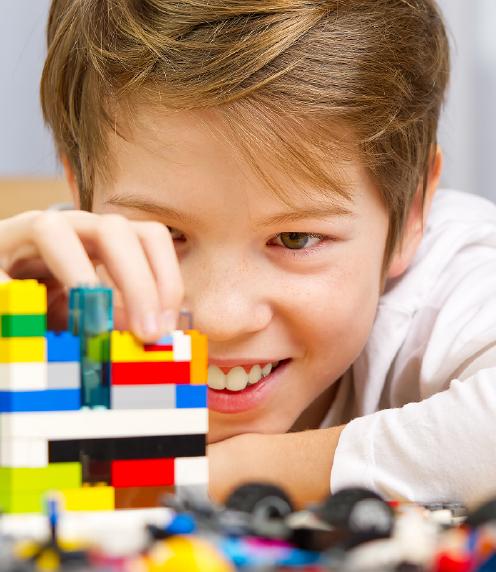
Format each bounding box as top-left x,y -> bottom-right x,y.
91,109 -> 390,443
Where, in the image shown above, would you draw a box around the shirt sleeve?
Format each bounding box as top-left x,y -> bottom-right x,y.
330,365 -> 496,506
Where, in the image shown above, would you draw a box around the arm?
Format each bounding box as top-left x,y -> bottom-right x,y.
331,367 -> 496,506
208,425 -> 346,508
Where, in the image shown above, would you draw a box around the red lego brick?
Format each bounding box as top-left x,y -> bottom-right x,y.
111,458 -> 175,488
144,344 -> 173,352
111,362 -> 190,385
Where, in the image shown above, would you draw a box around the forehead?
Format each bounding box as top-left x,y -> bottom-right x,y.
100,104 -> 376,216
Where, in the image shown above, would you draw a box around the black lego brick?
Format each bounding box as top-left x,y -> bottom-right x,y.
48,434 -> 206,463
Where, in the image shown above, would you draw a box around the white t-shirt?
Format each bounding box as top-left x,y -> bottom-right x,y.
324,189 -> 496,507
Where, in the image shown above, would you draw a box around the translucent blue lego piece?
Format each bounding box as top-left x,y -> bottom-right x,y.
153,335 -> 174,346
69,287 -> 113,336
175,385 -> 207,408
81,360 -> 110,409
69,286 -> 113,409
0,389 -> 80,412
46,332 -> 80,362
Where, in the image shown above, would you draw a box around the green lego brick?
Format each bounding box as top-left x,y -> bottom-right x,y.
0,463 -> 82,492
86,334 -> 110,362
0,490 -> 45,513
0,314 -> 47,337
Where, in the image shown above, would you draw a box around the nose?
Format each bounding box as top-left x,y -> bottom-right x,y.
182,251 -> 272,342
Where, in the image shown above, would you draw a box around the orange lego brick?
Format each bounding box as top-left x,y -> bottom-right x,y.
114,485 -> 175,509
188,330 -> 207,385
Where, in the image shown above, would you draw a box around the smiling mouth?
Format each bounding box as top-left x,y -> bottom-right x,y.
207,359 -> 289,392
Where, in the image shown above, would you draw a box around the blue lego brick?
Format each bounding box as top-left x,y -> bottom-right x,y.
0,389 -> 80,413
46,332 -> 81,362
175,385 -> 207,409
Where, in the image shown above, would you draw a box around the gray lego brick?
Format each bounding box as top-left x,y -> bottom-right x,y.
111,384 -> 176,410
47,362 -> 80,389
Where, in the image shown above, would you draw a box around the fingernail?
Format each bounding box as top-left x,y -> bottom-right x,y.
162,309 -> 177,333
141,311 -> 160,338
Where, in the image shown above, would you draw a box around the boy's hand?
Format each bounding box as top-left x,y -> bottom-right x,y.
208,426 -> 346,509
0,210 -> 183,341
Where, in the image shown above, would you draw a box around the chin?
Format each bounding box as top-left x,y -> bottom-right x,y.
207,410 -> 297,443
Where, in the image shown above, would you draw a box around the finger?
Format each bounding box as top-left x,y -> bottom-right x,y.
31,211 -> 99,287
92,214 -> 163,341
95,264 -> 129,331
133,221 -> 184,331
0,211 -> 43,263
0,268 -> 11,283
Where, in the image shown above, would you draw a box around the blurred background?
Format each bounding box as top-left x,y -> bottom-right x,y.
0,0 -> 495,217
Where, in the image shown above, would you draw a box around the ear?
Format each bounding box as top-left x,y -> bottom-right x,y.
387,146 -> 443,280
61,155 -> 81,209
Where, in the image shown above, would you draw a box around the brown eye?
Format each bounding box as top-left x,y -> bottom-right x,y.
278,232 -> 311,250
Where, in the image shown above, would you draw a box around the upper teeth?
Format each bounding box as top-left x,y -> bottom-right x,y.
208,362 -> 279,392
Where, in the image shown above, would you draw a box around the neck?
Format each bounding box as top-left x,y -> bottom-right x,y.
289,378 -> 341,432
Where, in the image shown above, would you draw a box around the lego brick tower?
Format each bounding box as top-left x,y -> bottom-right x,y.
0,280 -> 208,513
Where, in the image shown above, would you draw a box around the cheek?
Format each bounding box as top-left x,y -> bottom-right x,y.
297,249 -> 383,382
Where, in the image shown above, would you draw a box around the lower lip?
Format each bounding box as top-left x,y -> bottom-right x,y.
207,359 -> 291,414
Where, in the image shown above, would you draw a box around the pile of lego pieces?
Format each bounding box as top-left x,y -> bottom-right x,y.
0,279 -> 208,514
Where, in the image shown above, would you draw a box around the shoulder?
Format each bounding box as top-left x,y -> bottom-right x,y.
386,189 -> 496,397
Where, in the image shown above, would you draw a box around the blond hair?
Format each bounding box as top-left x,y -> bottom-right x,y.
41,0 -> 450,268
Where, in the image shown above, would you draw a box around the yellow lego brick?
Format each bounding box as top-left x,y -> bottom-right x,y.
61,486 -> 115,511
0,280 -> 47,315
0,490 -> 45,513
0,337 -> 46,363
188,330 -> 208,384
110,331 -> 173,363
0,463 -> 81,491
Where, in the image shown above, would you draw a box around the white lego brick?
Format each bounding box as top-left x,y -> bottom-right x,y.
47,362 -> 80,389
0,437 -> 48,467
0,408 -> 208,441
172,331 -> 192,361
0,507 -> 170,550
111,384 -> 176,409
0,362 -> 47,390
174,456 -> 208,485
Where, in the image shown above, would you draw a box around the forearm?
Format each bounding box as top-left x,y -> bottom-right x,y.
208,425 -> 346,508
331,370 -> 496,505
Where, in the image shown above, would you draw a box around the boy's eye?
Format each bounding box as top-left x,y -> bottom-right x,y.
167,226 -> 185,241
274,232 -> 325,250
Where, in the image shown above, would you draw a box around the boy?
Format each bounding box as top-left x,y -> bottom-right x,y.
1,0 -> 496,507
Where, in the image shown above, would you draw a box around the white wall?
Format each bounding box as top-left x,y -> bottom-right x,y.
0,0 -> 58,176
0,1 -> 495,199
436,0 -> 496,199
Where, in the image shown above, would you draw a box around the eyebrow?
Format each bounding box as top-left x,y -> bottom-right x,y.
257,204 -> 354,227
105,195 -> 354,227
105,195 -> 201,226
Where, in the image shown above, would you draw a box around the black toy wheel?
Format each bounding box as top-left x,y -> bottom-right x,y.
466,498 -> 496,528
316,487 -> 393,539
225,482 -> 295,519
